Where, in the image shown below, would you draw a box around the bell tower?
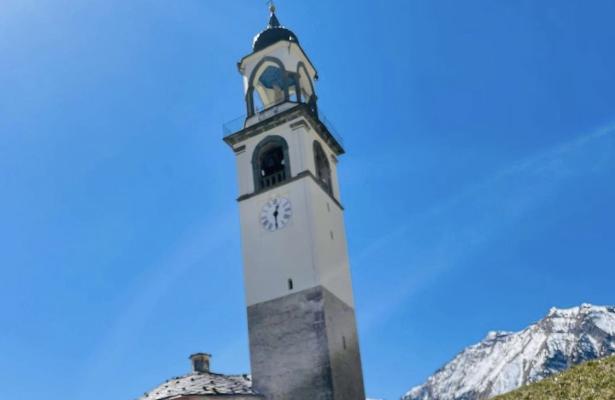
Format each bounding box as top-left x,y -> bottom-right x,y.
223,5 -> 366,400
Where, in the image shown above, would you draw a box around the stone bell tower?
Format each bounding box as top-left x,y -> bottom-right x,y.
223,5 -> 366,400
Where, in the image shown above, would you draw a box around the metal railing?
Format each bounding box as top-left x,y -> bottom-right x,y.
260,170 -> 287,189
222,102 -> 344,148
222,114 -> 248,136
314,110 -> 344,148
222,101 -> 277,136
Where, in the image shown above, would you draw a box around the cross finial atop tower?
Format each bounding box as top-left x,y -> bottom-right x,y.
268,0 -> 276,14
266,0 -> 281,28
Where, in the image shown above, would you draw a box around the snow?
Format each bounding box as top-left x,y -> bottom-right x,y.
403,304 -> 615,400
590,308 -> 615,335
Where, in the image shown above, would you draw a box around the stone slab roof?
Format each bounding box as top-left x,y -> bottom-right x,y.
139,372 -> 260,399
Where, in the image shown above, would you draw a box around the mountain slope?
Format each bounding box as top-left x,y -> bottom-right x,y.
494,355 -> 615,400
403,304 -> 615,400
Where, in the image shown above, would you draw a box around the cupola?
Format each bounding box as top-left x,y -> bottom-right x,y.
237,4 -> 319,122
253,4 -> 299,52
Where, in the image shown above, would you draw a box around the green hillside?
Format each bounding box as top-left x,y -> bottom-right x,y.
494,355 -> 615,400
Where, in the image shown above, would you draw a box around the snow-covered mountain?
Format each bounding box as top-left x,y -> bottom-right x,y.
403,304 -> 615,400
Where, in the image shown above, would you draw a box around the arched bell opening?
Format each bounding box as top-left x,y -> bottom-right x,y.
286,72 -> 301,103
247,57 -> 289,117
313,141 -> 332,195
252,136 -> 291,191
297,62 -> 316,106
244,57 -> 318,118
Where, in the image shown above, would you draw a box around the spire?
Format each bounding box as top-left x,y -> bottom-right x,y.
268,1 -> 281,28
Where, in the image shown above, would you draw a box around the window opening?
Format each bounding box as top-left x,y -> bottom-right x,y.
253,136 -> 290,191
252,90 -> 265,113
313,141 -> 332,195
254,65 -> 286,108
287,73 -> 300,103
247,59 -> 290,116
297,62 -> 315,105
259,147 -> 285,188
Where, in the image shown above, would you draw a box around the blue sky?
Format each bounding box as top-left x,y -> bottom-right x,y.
1,1 -> 614,399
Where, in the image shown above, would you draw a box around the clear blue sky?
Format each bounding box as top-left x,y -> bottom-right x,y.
1,1 -> 614,399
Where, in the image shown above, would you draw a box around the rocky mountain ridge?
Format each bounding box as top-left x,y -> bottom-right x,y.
403,304 -> 615,400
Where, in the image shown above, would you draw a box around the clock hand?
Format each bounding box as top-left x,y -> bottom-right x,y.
273,205 -> 279,228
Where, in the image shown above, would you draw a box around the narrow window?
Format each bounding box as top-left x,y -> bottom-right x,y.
288,279 -> 294,291
342,336 -> 347,350
326,202 -> 331,212
330,230 -> 334,240
313,141 -> 332,195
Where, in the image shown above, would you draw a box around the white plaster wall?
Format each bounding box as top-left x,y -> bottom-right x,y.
306,179 -> 354,307
301,125 -> 351,305
240,178 -> 317,306
235,116 -> 352,307
234,148 -> 251,197
240,177 -> 353,308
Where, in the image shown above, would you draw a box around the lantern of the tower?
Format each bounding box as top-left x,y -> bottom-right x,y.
238,5 -> 318,123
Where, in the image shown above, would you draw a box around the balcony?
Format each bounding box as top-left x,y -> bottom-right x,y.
222,102 -> 344,152
259,170 -> 287,190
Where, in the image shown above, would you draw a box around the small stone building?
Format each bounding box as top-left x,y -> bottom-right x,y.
140,354 -> 262,400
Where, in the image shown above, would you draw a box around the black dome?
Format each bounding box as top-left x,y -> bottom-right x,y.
252,9 -> 299,52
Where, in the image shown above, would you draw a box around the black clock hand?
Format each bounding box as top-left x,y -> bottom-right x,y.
273,205 -> 279,228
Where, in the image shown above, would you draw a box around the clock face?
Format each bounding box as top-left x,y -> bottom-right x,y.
260,197 -> 292,232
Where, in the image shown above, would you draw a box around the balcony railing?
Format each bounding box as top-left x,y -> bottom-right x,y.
222,114 -> 248,136
222,102 -> 344,149
314,111 -> 344,148
260,170 -> 287,190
